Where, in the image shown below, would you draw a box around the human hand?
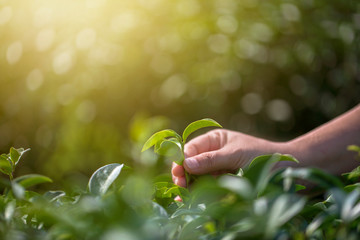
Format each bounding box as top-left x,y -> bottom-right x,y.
172,129 -> 284,188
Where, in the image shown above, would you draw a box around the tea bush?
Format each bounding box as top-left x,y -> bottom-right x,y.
1,121 -> 360,239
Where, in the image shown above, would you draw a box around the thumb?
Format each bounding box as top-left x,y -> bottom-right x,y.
183,150 -> 230,175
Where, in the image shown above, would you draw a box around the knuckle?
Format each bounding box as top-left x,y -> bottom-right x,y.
208,130 -> 222,149
204,152 -> 217,169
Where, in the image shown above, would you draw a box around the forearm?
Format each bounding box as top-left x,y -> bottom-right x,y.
278,104 -> 360,175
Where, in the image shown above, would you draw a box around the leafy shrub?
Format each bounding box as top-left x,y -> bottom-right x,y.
0,121 -> 360,239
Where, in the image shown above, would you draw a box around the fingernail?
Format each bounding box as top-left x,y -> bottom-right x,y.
185,158 -> 199,169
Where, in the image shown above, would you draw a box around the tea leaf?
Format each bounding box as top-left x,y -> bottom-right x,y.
266,195 -> 306,238
0,154 -> 13,176
11,182 -> 25,199
88,163 -> 124,195
10,147 -> 30,166
155,138 -> 182,156
281,168 -> 344,189
182,118 -> 222,143
245,154 -> 299,195
44,191 -> 67,202
341,189 -> 360,223
14,174 -> 53,189
347,145 -> 360,156
248,153 -> 298,168
295,184 -> 306,192
142,130 -> 181,152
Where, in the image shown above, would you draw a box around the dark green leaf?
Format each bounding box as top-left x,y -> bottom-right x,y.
244,154 -> 299,195
248,153 -> 298,168
182,118 -> 222,143
295,184 -> 306,192
142,130 -> 181,152
88,163 -> 124,195
343,166 -> 360,180
344,183 -> 360,192
14,174 -> 53,189
281,168 -> 344,189
266,195 -> 306,238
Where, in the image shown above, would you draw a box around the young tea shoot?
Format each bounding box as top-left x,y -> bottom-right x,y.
142,118 -> 222,184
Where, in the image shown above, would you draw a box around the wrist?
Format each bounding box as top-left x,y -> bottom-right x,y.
272,140 -> 304,169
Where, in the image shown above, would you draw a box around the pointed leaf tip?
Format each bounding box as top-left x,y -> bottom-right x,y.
182,118 -> 222,143
142,129 -> 181,152
88,163 -> 124,195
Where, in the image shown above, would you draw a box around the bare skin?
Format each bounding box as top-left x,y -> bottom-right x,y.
172,104 -> 360,188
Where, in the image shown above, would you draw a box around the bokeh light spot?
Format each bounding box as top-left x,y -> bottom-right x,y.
33,7 -> 53,27
76,28 -> 97,50
36,28 -> 56,52
281,4 -> 301,22
26,69 -> 44,91
160,74 -> 187,101
250,23 -> 273,43
52,51 -> 74,74
158,33 -> 183,53
235,39 -> 268,63
217,15 -> 238,34
207,34 -> 231,54
0,6 -> 12,25
110,12 -> 138,33
266,99 -> 292,122
89,44 -> 122,66
241,93 -> 263,115
6,41 -> 23,65
338,24 -> 354,44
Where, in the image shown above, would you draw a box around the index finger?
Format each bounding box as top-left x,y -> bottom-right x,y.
184,131 -> 222,158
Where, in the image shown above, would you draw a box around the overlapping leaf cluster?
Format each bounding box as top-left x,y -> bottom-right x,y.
0,143 -> 360,239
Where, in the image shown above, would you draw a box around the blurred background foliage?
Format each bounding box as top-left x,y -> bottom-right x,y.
0,0 -> 359,186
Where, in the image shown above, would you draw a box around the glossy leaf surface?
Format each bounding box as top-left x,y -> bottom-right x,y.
88,163 -> 124,196
14,174 -> 53,189
142,130 -> 181,152
182,118 -> 222,143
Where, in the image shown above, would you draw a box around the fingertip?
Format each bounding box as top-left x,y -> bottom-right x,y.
183,157 -> 202,175
171,164 -> 185,177
184,144 -> 196,158
174,176 -> 187,188
174,196 -> 182,202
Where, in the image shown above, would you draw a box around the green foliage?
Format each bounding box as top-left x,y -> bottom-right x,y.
1,144 -> 360,239
182,119 -> 222,143
0,148 -> 30,180
88,163 -> 125,196
1,0 -> 359,183
142,118 -> 222,166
